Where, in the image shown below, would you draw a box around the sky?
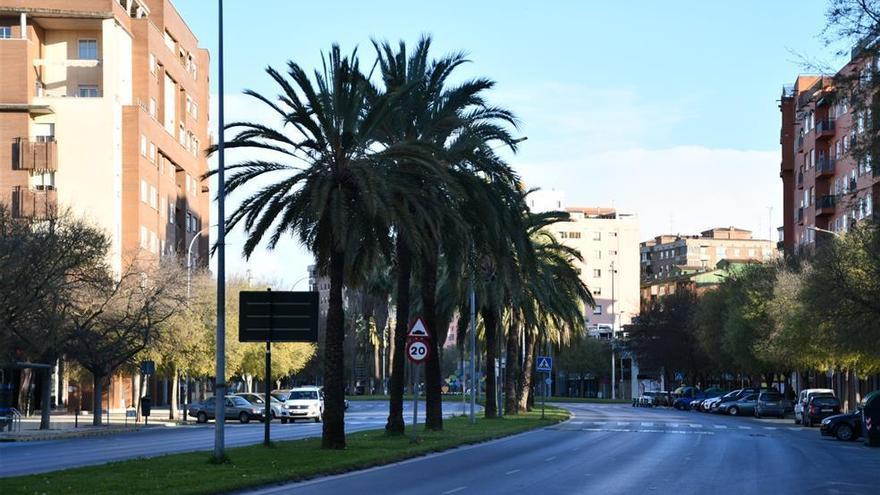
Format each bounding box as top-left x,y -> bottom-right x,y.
172,0 -> 847,286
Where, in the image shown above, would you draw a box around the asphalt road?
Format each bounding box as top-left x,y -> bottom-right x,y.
0,400 -> 465,477
247,403 -> 880,495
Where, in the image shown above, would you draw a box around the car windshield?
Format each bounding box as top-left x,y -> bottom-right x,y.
288,391 -> 318,400
812,397 -> 840,407
722,391 -> 740,399
243,395 -> 264,404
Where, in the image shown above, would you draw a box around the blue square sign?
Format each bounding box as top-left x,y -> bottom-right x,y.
536,356 -> 552,372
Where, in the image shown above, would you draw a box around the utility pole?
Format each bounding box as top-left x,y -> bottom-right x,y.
766,206 -> 774,241
610,260 -> 616,400
469,279 -> 476,424
213,0 -> 227,461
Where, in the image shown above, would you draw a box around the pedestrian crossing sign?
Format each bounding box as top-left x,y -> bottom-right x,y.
536,356 -> 552,372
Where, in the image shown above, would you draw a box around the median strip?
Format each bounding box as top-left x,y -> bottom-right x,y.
0,407 -> 569,495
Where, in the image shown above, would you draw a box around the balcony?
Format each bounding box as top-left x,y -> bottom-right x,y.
797,170 -> 804,189
815,119 -> 835,139
797,207 -> 804,224
816,195 -> 836,215
11,187 -> 57,219
12,138 -> 57,172
816,157 -> 835,178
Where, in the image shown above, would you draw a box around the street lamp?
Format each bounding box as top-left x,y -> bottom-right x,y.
186,225 -> 213,299
213,0 -> 227,461
806,225 -> 842,238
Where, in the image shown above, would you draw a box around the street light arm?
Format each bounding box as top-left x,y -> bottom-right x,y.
806,225 -> 842,238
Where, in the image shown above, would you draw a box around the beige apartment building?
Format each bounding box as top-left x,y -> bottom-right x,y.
0,0 -> 210,410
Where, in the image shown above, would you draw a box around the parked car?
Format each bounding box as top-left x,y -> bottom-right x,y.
718,393 -> 759,416
794,388 -> 835,425
653,391 -> 673,407
672,386 -> 703,410
802,395 -> 842,427
821,410 -> 862,441
188,395 -> 264,424
234,393 -> 290,423
706,389 -> 743,413
273,386 -> 324,422
754,391 -> 785,418
634,393 -> 655,407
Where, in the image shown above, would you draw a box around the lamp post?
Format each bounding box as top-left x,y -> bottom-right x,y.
213,0 -> 227,461
610,260 -> 616,400
806,225 -> 842,238
186,226 -> 212,299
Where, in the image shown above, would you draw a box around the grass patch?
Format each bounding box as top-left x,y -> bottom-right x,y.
544,397 -> 631,404
1,407 -> 568,495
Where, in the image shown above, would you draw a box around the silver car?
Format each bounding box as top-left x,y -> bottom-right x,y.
234,393 -> 290,423
188,395 -> 264,424
754,392 -> 785,418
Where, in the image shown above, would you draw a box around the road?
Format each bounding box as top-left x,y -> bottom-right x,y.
248,403 -> 880,495
0,400 -> 467,477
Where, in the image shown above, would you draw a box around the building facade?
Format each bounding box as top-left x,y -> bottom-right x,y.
0,0 -> 210,274
779,56 -> 878,254
0,0 -> 210,411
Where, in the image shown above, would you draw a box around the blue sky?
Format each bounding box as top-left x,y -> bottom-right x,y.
173,0 -> 845,284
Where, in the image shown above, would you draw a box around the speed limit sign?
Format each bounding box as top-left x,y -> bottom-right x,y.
406,338 -> 431,364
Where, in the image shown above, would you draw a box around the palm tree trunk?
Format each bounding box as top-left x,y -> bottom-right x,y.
518,331 -> 536,412
322,250 -> 346,449
504,324 -> 521,415
386,239 -> 411,434
422,255 -> 443,431
482,307 -> 498,419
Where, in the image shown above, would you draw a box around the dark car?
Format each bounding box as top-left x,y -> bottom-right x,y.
803,396 -> 842,427
719,393 -> 758,416
755,392 -> 785,418
821,410 -> 862,441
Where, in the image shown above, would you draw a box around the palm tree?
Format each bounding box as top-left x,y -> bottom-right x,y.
373,36 -> 520,431
214,45 -> 415,449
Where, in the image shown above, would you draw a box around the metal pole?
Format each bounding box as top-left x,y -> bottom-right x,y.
264,288 -> 272,447
213,0 -> 227,461
469,280 -> 476,424
610,261 -> 616,400
411,362 -> 418,441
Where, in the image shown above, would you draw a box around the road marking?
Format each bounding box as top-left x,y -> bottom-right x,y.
689,424 -> 702,428
641,422 -> 654,427
738,426 -> 752,430
505,469 -> 520,475
617,421 -> 629,426
443,487 -> 467,494
545,456 -> 557,462
763,427 -> 777,430
571,421 -> 585,425
713,425 -> 727,429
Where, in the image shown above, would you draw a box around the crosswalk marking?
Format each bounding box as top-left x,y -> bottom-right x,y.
714,425 -> 727,429
641,422 -> 654,427
689,424 -> 702,428
738,426 -> 751,430
763,427 -> 777,430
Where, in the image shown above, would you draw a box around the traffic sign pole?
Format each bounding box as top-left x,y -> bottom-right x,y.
411,361 -> 419,442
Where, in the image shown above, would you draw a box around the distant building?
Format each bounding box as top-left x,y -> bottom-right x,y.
527,188 -> 566,213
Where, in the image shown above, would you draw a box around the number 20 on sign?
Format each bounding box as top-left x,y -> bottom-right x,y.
407,338 -> 431,364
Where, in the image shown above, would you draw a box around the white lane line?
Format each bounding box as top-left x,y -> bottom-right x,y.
689,424 -> 702,428
545,456 -> 557,462
571,421 -> 585,425
617,421 -> 629,426
738,426 -> 752,430
669,423 -> 680,428
443,487 -> 467,495
641,422 -> 654,427
763,427 -> 777,430
505,469 -> 521,475
714,425 -> 727,429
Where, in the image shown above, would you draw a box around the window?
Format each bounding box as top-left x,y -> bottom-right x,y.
595,250 -> 602,260
168,200 -> 175,224
78,85 -> 99,97
593,287 -> 602,296
78,39 -> 97,60
31,171 -> 55,190
568,231 -> 581,239
748,248 -> 755,257
0,26 -> 11,39
149,185 -> 158,209
164,73 -> 177,134
160,196 -> 167,218
149,98 -> 157,118
593,232 -> 601,241
609,250 -> 617,256
140,226 -> 148,250
149,143 -> 156,162
149,53 -> 157,74
140,135 -> 147,156
593,304 -> 603,315
717,247 -> 726,259
140,180 -> 148,203
593,269 -> 601,278
164,30 -> 176,52
733,248 -> 741,257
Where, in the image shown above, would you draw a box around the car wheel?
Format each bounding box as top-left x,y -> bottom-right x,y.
728,406 -> 739,416
281,418 -> 288,424
197,412 -> 207,424
794,414 -> 801,425
755,410 -> 761,418
239,412 -> 250,424
834,424 -> 855,441
314,415 -> 321,423
804,416 -> 811,428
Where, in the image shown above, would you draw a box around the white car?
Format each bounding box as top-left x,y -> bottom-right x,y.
794,388 -> 835,425
274,387 -> 324,423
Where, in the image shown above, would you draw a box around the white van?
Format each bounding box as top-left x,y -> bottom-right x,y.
273,386 -> 324,423
794,388 -> 835,425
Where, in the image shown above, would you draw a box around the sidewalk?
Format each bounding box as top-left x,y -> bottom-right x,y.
1,407 -> 193,442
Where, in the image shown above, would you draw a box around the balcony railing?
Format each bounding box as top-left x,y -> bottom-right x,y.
816,195 -> 836,215
816,119 -> 835,138
11,186 -> 57,219
12,138 -> 57,171
816,157 -> 835,177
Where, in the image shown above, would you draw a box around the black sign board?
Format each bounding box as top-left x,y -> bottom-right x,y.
238,291 -> 319,343
140,360 -> 155,375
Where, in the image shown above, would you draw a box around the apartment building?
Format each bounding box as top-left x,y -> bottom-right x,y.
0,0 -> 210,276
0,0 -> 210,410
779,46 -> 878,253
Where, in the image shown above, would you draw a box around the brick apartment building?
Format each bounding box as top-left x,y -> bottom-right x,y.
639,227 -> 776,308
779,47 -> 878,253
0,0 -> 210,411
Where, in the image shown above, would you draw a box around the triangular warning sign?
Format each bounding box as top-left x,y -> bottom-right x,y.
537,358 -> 550,370
408,318 -> 430,338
